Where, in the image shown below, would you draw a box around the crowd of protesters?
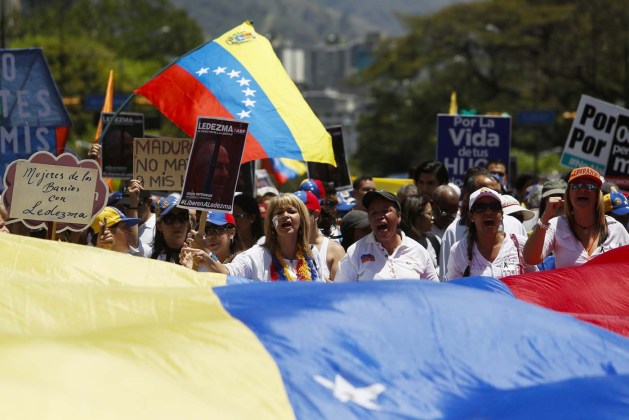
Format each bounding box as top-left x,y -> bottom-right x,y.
2,151 -> 629,283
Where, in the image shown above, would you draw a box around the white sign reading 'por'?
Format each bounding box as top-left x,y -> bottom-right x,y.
10,162 -> 98,224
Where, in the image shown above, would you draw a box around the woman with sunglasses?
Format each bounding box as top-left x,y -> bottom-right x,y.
446,188 -> 536,280
151,193 -> 191,264
524,167 -> 629,268
184,212 -> 239,265
190,194 -> 324,281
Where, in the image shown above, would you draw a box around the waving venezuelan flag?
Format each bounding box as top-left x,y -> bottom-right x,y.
134,21 -> 334,165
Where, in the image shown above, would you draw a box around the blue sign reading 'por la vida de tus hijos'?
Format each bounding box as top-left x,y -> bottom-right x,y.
436,114 -> 511,186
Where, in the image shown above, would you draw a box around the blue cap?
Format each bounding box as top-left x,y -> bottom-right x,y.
205,212 -> 236,226
299,179 -> 321,200
107,191 -> 123,206
156,193 -> 181,220
609,192 -> 629,216
336,192 -> 355,213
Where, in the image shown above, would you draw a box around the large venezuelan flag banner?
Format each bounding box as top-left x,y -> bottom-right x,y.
2,234 -> 629,418
135,21 -> 334,165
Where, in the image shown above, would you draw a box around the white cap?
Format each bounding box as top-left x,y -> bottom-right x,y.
469,187 -> 501,209
501,195 -> 535,221
256,186 -> 279,198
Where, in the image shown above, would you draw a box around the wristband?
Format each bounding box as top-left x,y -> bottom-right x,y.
536,219 -> 549,230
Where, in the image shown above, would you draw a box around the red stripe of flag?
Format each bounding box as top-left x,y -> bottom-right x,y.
135,64 -> 268,162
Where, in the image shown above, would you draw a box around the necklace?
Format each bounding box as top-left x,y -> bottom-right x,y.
574,221 -> 595,232
585,230 -> 600,256
269,249 -> 318,281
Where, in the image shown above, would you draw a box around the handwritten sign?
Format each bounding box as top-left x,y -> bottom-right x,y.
2,152 -> 108,231
133,137 -> 192,191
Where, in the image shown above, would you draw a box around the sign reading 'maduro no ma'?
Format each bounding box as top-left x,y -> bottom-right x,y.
0,49 -> 71,188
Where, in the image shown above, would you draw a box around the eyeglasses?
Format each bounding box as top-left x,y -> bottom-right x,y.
232,213 -> 248,219
204,225 -> 230,236
569,183 -> 598,191
160,212 -> 189,225
471,202 -> 502,213
433,203 -> 458,217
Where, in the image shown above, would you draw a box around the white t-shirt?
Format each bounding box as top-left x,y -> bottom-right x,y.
439,214 -> 526,281
138,213 -> 156,258
335,231 -> 439,282
541,215 -> 629,268
317,236 -> 331,281
226,244 -> 325,282
446,234 -> 537,280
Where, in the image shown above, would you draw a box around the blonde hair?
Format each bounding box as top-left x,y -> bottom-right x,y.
565,188 -> 608,242
263,194 -> 313,258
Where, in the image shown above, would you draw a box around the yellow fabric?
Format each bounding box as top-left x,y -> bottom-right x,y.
449,91 -> 458,115
372,177 -> 414,194
0,234 -> 295,419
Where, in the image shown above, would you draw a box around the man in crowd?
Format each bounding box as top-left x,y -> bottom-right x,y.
413,161 -> 449,199
352,176 -> 376,212
431,185 -> 459,240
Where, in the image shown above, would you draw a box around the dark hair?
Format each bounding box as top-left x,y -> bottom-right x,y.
234,194 -> 264,241
400,195 -> 431,241
412,161 -> 449,185
317,205 -> 337,237
353,175 -> 373,190
486,159 -> 506,168
151,229 -> 182,263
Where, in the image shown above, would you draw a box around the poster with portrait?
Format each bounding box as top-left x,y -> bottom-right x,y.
179,117 -> 248,213
306,126 -> 351,191
101,112 -> 145,179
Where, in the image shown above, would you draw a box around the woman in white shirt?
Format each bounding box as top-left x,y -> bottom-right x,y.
188,194 -> 324,282
446,188 -> 536,280
524,167 -> 629,268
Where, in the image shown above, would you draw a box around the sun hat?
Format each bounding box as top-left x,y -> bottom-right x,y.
501,195 -> 535,221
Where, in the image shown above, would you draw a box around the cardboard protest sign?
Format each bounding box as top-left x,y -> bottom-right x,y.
101,112 -> 144,179
560,95 -> 620,173
1,152 -> 108,231
605,112 -> 629,188
180,117 -> 248,213
436,114 -> 511,186
0,49 -> 72,188
307,126 -> 351,192
133,138 -> 192,191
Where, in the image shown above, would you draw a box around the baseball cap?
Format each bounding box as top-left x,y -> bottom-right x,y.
90,206 -> 141,232
604,192 -> 629,216
257,186 -> 279,198
362,190 -> 401,211
299,179 -> 325,200
156,193 -> 182,220
567,167 -> 603,189
205,212 -> 236,226
469,187 -> 502,209
501,194 -> 535,221
340,210 -> 370,249
542,178 -> 567,199
293,190 -> 321,212
107,191 -> 123,206
336,192 -> 355,213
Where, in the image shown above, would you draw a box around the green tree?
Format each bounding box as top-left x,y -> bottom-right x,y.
354,0 -> 629,176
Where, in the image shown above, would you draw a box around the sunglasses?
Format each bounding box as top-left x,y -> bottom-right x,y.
204,225 -> 230,236
160,212 -> 189,225
569,183 -> 598,191
490,171 -> 505,177
471,202 -> 502,213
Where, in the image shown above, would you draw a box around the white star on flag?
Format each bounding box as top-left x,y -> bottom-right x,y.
228,69 -> 241,79
196,67 -> 209,76
242,98 -> 256,108
212,66 -> 227,75
237,110 -> 252,119
237,77 -> 251,87
314,374 -> 385,411
242,87 -> 256,97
